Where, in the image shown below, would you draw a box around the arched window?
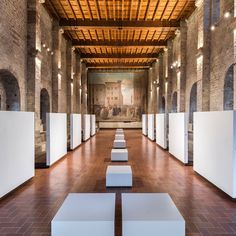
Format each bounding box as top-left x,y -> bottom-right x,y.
40,88 -> 50,131
160,96 -> 166,113
224,64 -> 234,110
0,70 -> 20,111
172,92 -> 177,113
189,82 -> 197,124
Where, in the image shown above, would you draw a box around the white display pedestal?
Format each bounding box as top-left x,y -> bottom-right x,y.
111,149 -> 128,161
70,114 -> 81,150
116,128 -> 123,132
169,113 -> 188,164
115,134 -> 125,140
52,193 -> 115,236
148,114 -> 155,141
82,114 -> 91,141
0,111 -> 35,198
142,114 -> 147,136
90,114 -> 96,136
46,113 -> 67,166
122,193 -> 185,236
113,140 -> 126,148
155,114 -> 167,149
194,111 -> 236,198
106,166 -> 132,187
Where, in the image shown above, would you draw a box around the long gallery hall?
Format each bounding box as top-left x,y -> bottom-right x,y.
1,0 -> 236,236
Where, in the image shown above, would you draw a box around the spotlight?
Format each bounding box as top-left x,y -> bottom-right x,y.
210,25 -> 215,31
224,12 -> 231,18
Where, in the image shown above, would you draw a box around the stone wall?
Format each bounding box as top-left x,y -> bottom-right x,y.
0,0 -> 27,111
156,0 -> 236,116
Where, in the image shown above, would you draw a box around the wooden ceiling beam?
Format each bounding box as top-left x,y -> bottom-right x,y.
59,19 -> 180,29
72,40 -> 167,47
80,53 -> 159,59
86,63 -> 150,69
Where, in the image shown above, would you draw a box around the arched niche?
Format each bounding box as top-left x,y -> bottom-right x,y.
188,82 -> 197,164
172,91 -> 177,113
189,82 -> 197,125
40,88 -> 50,131
223,64 -> 234,110
0,70 -> 21,111
160,96 -> 166,113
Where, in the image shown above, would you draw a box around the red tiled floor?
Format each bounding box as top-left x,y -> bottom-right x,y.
0,130 -> 236,236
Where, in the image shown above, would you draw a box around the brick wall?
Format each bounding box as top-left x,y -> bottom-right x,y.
0,0 -> 27,111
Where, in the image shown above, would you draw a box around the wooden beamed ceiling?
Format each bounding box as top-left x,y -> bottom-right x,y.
44,0 -> 196,69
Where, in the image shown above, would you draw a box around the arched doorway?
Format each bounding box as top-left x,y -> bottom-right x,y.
0,70 -> 20,111
40,88 -> 50,131
188,82 -> 197,164
160,96 -> 166,113
223,64 -> 234,110
172,91 -> 177,113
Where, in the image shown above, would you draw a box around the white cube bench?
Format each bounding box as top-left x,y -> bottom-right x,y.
52,193 -> 115,236
113,140 -> 126,148
116,129 -> 123,132
122,193 -> 185,236
106,165 -> 132,187
115,134 -> 125,140
116,129 -> 124,134
111,149 -> 128,161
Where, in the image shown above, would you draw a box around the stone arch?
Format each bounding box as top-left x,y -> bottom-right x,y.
188,82 -> 197,164
223,64 -> 234,110
160,96 -> 166,113
172,91 -> 177,113
0,69 -> 20,111
189,82 -> 197,125
40,88 -> 50,131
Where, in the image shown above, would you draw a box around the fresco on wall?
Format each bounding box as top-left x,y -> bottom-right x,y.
88,71 -> 147,122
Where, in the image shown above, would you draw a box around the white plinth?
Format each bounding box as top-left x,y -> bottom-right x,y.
122,193 -> 185,236
106,166 -> 132,187
52,193 -> 115,236
111,149 -> 128,161
142,114 -> 148,135
115,134 -> 125,140
116,129 -> 123,132
116,130 -> 124,135
113,140 -> 126,148
148,114 -> 155,141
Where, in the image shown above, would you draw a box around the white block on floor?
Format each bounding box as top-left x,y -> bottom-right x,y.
122,193 -> 185,236
70,114 -> 81,150
148,114 -> 155,141
52,193 -> 115,236
142,114 -> 147,135
116,130 -> 124,134
90,114 -> 96,136
156,113 -> 167,149
111,149 -> 128,161
0,111 -> 35,198
113,140 -> 126,148
116,128 -> 123,132
194,111 -> 236,198
106,166 -> 132,187
46,113 -> 67,166
169,113 -> 188,164
115,134 -> 125,140
82,114 -> 91,141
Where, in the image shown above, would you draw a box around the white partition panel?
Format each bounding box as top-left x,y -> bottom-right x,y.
155,114 -> 167,149
46,113 -> 67,166
0,111 -> 35,198
142,114 -> 147,135
194,111 -> 236,198
90,114 -> 96,136
83,114 -> 91,141
169,113 -> 188,164
70,114 -> 82,150
148,114 -> 155,141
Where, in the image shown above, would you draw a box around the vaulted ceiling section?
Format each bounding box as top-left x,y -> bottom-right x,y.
44,0 -> 195,69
